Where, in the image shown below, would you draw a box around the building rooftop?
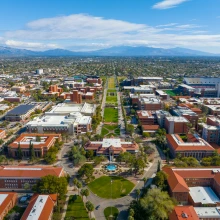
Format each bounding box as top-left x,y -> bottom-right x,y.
189,186 -> 220,205
166,116 -> 189,123
0,166 -> 63,178
47,102 -> 96,115
184,77 -> 220,85
166,134 -> 215,151
169,206 -> 199,220
21,194 -> 57,220
6,104 -> 36,116
194,207 -> 220,218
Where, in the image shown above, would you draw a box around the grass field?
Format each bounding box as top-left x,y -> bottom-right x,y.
106,96 -> 117,103
88,176 -> 134,199
101,124 -> 120,136
104,108 -> 118,123
65,195 -> 89,220
108,77 -> 115,89
104,207 -> 119,220
107,89 -> 117,93
165,90 -> 178,96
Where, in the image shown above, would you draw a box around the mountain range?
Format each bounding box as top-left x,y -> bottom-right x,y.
0,45 -> 218,57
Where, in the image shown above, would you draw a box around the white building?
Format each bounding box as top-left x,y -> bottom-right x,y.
36,69 -> 44,75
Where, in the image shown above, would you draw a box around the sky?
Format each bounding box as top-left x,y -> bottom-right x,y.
0,0 -> 220,53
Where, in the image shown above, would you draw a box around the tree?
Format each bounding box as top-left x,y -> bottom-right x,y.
129,208 -> 135,217
76,181 -> 82,195
44,152 -> 57,164
17,142 -> 23,160
78,164 -> 94,183
86,150 -> 94,161
143,177 -> 147,185
29,141 -> 35,159
140,188 -> 176,220
133,158 -> 145,176
83,188 -> 89,200
157,160 -> 161,172
127,124 -> 134,136
36,136 -> 41,142
86,201 -> 94,219
153,171 -> 168,190
0,155 -> 6,164
24,182 -> 30,190
33,175 -> 68,199
136,189 -> 141,201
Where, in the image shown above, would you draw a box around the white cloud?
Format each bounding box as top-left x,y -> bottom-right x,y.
1,13 -> 220,53
5,40 -> 58,50
153,0 -> 189,10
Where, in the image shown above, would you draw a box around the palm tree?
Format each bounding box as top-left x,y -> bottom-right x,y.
85,201 -> 94,219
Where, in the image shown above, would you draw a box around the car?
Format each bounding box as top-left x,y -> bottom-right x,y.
68,164 -> 74,168
95,205 -> 100,210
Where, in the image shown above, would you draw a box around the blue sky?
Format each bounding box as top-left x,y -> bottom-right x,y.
0,0 -> 220,53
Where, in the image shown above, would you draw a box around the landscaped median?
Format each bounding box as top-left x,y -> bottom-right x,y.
88,176 -> 134,199
104,206 -> 119,220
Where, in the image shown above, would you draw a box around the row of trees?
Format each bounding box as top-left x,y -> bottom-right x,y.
116,151 -> 146,176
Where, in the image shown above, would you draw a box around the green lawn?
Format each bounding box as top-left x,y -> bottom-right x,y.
88,176 -> 134,199
65,195 -> 89,220
106,96 -> 117,103
104,207 -> 119,220
107,89 -> 117,93
165,90 -> 178,96
101,127 -> 109,136
108,78 -> 115,89
104,108 -> 118,123
101,125 -> 120,137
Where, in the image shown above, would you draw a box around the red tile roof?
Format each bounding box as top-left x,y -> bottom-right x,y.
169,206 -> 199,220
0,166 -> 63,178
9,133 -> 61,149
0,192 -> 17,218
163,167 -> 189,192
166,134 -> 215,152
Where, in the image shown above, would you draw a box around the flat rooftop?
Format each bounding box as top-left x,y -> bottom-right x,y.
194,207 -> 220,218
166,116 -> 189,123
189,187 -> 220,205
6,104 -> 35,116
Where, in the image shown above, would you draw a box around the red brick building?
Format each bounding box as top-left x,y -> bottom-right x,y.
0,166 -> 64,189
138,97 -> 162,111
164,167 -> 220,205
0,192 -> 18,219
85,138 -> 139,159
136,111 -> 157,125
21,194 -> 57,220
8,133 -> 61,158
166,134 -> 215,159
165,117 -> 189,134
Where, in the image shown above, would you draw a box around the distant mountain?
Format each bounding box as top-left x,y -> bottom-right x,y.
0,45 -> 217,57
